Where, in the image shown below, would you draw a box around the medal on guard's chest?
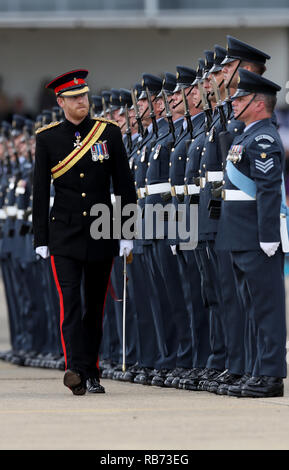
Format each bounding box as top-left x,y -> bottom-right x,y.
91,140 -> 110,162
227,144 -> 244,164
73,131 -> 82,149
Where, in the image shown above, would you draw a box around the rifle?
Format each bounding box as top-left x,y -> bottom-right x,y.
224,86 -> 233,119
23,125 -> 33,164
210,77 -> 234,167
131,88 -> 145,138
0,134 -> 9,176
181,88 -> 193,138
102,96 -> 108,119
146,87 -> 158,138
124,104 -> 133,153
9,129 -> 20,171
210,75 -> 227,131
161,89 -> 175,143
197,82 -> 213,131
9,130 -> 23,192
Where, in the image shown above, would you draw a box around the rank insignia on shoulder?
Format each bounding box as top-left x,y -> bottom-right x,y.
255,134 -> 275,143
260,152 -> 267,159
35,121 -> 61,134
255,134 -> 275,149
94,117 -> 119,127
255,157 -> 274,174
91,140 -> 110,162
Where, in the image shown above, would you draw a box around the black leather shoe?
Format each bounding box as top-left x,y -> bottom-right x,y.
108,364 -> 122,380
119,364 -> 139,382
207,370 -> 229,394
172,368 -> 195,389
180,368 -> 204,390
216,373 -> 243,395
99,359 -> 114,377
207,370 -> 243,394
63,369 -> 86,395
151,369 -> 171,387
227,374 -> 251,397
134,368 -> 155,385
86,377 -> 105,393
100,362 -> 117,379
112,365 -> 124,380
197,368 -> 224,391
241,376 -> 284,398
164,368 -> 190,388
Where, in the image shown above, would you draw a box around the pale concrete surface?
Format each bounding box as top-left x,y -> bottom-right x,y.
0,277 -> 289,450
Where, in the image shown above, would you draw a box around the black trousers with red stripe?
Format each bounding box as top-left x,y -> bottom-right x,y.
51,255 -> 113,380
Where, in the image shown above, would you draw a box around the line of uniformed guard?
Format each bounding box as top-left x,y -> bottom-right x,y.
0,35 -> 287,398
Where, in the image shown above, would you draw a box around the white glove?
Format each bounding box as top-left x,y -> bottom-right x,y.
35,246 -> 50,259
260,242 -> 280,257
119,240 -> 133,257
170,245 -> 177,255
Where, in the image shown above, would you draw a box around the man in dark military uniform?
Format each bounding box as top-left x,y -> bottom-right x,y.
208,38 -> 275,395
132,73 -> 172,386
32,69 -> 136,395
142,69 -> 193,387
165,65 -> 207,388
216,69 -> 287,398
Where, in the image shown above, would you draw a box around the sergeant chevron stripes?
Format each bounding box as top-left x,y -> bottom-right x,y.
255,157 -> 274,174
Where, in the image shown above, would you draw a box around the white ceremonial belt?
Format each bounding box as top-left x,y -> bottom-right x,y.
185,184 -> 200,195
206,171 -> 224,182
17,209 -> 25,220
6,206 -> 17,216
145,182 -> 171,196
171,185 -> 185,197
137,187 -> 147,199
199,177 -> 206,189
0,209 -> 6,220
222,189 -> 255,201
110,193 -> 116,204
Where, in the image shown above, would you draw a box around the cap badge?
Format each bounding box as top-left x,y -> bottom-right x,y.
74,78 -> 79,84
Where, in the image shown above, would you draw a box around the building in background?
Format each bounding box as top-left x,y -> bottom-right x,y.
0,1 -> 288,119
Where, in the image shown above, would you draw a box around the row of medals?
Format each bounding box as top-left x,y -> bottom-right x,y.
74,131 -> 109,163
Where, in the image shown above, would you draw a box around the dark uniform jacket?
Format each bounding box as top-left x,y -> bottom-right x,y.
32,115 -> 136,261
215,118 -> 284,251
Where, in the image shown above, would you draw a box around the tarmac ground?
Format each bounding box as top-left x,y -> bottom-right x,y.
1,277 -> 289,451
